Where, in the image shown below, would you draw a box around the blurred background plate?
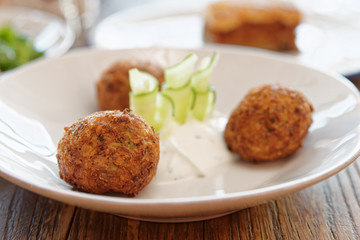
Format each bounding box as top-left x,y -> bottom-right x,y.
90,0 -> 360,76
0,6 -> 75,57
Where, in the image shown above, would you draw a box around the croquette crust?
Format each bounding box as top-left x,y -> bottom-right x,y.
56,110 -> 160,195
224,84 -> 313,162
203,1 -> 301,51
97,60 -> 164,111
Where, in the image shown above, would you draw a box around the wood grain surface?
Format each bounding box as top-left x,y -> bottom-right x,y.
0,75 -> 360,239
1,0 -> 360,238
1,160 -> 360,239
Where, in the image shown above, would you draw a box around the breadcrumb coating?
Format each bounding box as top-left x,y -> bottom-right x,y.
57,110 -> 159,195
224,84 -> 313,162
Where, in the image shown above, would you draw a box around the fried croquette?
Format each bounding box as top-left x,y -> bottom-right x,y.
56,110 -> 160,196
224,84 -> 313,162
97,60 -> 164,111
204,1 -> 301,51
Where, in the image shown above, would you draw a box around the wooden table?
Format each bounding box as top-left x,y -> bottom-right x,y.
2,1 -> 360,238
0,75 -> 359,239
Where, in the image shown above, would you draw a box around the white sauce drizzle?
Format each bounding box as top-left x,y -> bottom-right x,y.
155,111 -> 236,182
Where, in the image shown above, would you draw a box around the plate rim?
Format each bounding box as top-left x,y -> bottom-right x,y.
0,46 -> 360,220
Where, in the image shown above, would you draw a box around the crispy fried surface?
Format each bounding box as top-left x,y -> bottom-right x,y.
97,60 -> 164,111
203,1 -> 301,51
57,110 -> 160,196
204,22 -> 298,51
224,84 -> 313,162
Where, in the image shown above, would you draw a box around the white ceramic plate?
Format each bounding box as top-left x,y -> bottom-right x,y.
0,6 -> 75,57
0,46 -> 360,222
91,0 -> 360,76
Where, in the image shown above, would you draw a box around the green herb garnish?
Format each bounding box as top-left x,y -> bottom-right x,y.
0,25 -> 44,72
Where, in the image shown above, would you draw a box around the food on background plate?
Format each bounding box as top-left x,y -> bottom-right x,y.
56,110 -> 159,196
0,25 -> 44,72
97,60 -> 164,111
203,0 -> 301,51
224,84 -> 313,162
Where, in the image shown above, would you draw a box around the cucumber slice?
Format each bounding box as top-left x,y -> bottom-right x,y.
129,68 -> 159,129
163,53 -> 198,124
198,56 -> 211,71
129,88 -> 158,126
129,68 -> 174,132
130,91 -> 174,132
129,52 -> 219,130
190,52 -> 219,120
163,82 -> 194,124
129,68 -> 158,95
164,53 -> 198,89
192,88 -> 216,121
191,52 -> 219,93
153,93 -> 174,132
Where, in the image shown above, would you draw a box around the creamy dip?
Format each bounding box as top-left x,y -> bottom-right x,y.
155,111 -> 236,182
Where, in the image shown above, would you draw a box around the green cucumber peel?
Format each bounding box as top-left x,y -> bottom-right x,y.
158,93 -> 175,117
129,68 -> 175,132
129,68 -> 158,95
129,89 -> 158,127
192,88 -> 216,121
163,53 -> 198,124
152,93 -> 174,132
164,53 -> 198,89
190,52 -> 218,119
163,81 -> 194,124
128,52 -> 219,131
190,52 -> 219,93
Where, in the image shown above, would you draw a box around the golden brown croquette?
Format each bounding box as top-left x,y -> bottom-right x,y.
57,110 -> 160,196
224,84 -> 313,162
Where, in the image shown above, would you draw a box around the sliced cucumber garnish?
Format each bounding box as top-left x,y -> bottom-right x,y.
128,52 -> 219,131
164,53 -> 198,89
129,88 -> 157,125
190,52 -> 219,120
163,82 -> 194,124
129,68 -> 173,132
129,68 -> 158,94
190,52 -> 219,93
153,93 -> 174,132
163,53 -> 198,124
192,87 -> 216,121
129,68 -> 159,128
